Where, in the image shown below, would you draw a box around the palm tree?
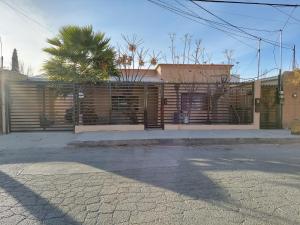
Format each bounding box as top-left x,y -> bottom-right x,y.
43,25 -> 119,125
43,25 -> 118,82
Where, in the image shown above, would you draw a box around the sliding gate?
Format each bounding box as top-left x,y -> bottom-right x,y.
8,81 -> 74,132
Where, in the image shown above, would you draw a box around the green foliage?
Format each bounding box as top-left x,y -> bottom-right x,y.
43,25 -> 118,83
11,48 -> 19,72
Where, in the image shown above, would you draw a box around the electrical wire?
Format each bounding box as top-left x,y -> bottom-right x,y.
192,1 -> 300,7
147,0 -> 257,49
188,0 -> 293,49
281,7 -> 296,31
272,6 -> 300,25
0,0 -> 53,34
174,0 -> 279,33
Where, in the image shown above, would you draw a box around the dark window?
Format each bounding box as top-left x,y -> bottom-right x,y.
111,96 -> 139,111
181,93 -> 207,111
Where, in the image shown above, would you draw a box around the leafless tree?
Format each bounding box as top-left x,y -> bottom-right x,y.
191,39 -> 201,64
182,33 -> 192,64
116,34 -> 160,82
19,61 -> 33,76
169,33 -> 176,64
223,49 -> 235,64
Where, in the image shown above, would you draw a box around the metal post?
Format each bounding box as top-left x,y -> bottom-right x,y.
292,45 -> 296,70
160,83 -> 165,130
72,83 -> 78,130
280,29 -> 283,75
257,38 -> 261,80
0,36 -> 3,69
144,84 -> 148,130
278,29 -> 283,129
108,82 -> 112,124
42,86 -> 46,130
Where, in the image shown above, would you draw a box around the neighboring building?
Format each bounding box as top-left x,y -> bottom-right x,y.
259,71 -> 300,129
0,70 -> 27,133
282,70 -> 300,128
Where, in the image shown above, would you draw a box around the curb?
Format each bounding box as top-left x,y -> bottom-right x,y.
68,138 -> 300,147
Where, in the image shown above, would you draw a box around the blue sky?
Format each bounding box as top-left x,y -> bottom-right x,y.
0,0 -> 299,79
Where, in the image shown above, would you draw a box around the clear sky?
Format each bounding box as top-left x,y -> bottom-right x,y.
0,0 -> 299,79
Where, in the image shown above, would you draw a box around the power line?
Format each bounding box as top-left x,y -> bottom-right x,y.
160,0 -> 259,37
192,0 -> 300,7
0,0 -> 53,34
175,0 -> 279,33
188,0 -> 293,49
281,7 -> 296,31
272,6 -> 300,25
147,0 -> 257,49
148,0 -> 293,52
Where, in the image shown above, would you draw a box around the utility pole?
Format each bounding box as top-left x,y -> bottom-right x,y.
257,38 -> 261,80
279,29 -> 283,76
278,29 -> 283,129
0,36 -> 3,69
292,45 -> 296,70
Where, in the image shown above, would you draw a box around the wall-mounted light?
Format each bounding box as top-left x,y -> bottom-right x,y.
292,93 -> 297,98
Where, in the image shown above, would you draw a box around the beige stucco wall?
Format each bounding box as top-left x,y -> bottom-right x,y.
282,71 -> 300,128
156,64 -> 232,82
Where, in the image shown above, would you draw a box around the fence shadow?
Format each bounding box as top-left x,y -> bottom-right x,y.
0,145 -> 299,225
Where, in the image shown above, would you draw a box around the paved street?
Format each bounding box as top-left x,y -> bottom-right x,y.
0,143 -> 300,225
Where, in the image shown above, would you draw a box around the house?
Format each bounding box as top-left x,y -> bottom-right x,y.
117,64 -> 233,83
2,64 -> 261,133
76,64 -> 259,132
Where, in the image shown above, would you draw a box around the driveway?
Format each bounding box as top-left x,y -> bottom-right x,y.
0,143 -> 300,225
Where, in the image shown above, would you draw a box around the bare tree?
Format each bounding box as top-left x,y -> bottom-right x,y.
223,49 -> 235,64
182,33 -> 192,64
116,34 -> 160,82
191,39 -> 203,64
19,61 -> 33,76
169,33 -> 176,64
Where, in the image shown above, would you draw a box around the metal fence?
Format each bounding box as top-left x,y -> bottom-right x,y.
8,81 -> 74,132
6,80 -> 254,132
163,82 -> 254,125
75,83 -> 164,129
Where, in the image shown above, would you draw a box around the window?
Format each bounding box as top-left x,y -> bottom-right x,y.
181,93 -> 207,111
111,96 -> 139,111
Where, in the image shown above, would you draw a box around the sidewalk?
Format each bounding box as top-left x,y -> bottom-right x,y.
1,130 -> 299,150
71,129 -> 300,147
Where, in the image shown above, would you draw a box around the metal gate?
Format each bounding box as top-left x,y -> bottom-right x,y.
8,81 -> 74,132
144,83 -> 164,129
260,84 -> 280,129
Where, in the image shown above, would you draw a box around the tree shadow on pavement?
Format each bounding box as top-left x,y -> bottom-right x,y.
0,144 -> 300,224
0,171 -> 80,225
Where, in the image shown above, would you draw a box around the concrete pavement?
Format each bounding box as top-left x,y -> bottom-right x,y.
0,129 -> 300,150
0,143 -> 300,224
